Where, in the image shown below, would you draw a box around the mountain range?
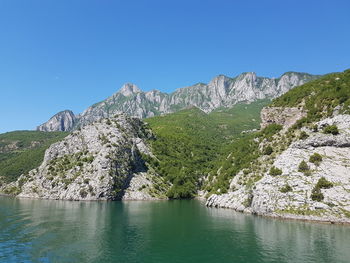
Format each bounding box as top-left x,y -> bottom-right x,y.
2,69 -> 350,223
37,71 -> 319,132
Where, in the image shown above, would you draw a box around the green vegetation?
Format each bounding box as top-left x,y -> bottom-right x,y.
280,184 -> 292,193
0,131 -> 69,183
207,134 -> 260,194
146,108 -> 220,198
259,124 -> 283,140
269,166 -> 282,176
299,131 -> 309,140
272,69 -> 350,124
262,145 -> 273,155
298,160 -> 310,175
309,153 -> 322,166
276,206 -> 324,216
145,100 -> 269,199
311,177 -> 333,201
311,187 -> 324,202
316,177 -> 333,189
323,125 -> 339,135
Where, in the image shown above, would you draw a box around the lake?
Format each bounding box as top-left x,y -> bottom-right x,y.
0,196 -> 349,263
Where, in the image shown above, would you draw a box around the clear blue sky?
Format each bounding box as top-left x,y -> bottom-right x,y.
1,0 -> 349,133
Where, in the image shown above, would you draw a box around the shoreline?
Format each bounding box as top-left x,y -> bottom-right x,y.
2,194 -> 350,225
206,205 -> 350,225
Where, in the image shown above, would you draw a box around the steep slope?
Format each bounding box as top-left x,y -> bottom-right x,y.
39,72 -> 319,131
144,100 -> 268,199
205,69 -> 350,224
2,115 -> 168,200
37,110 -> 76,132
0,131 -> 68,184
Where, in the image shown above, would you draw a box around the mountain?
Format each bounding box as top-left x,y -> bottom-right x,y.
2,115 -> 168,200
205,69 -> 350,223
37,110 -> 76,132
3,69 -> 349,224
38,72 -> 319,131
1,99 -> 267,199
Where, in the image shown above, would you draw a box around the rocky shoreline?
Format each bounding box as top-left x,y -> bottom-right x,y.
205,114 -> 350,224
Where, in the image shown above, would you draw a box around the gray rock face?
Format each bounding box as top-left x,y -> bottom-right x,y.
15,115 -> 167,200
37,110 -> 76,132
206,114 -> 350,223
40,72 -> 319,131
260,107 -> 307,129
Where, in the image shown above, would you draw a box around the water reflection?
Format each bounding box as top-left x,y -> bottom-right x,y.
0,197 -> 349,263
205,205 -> 350,263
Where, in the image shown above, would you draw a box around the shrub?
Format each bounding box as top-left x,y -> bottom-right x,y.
263,146 -> 273,155
316,177 -> 333,189
311,177 -> 333,201
311,187 -> 324,201
79,189 -> 88,198
243,169 -> 250,175
309,153 -> 323,166
261,124 -> 283,139
299,131 -> 309,140
298,160 -> 310,175
269,166 -> 282,176
280,184 -> 292,193
323,125 -> 339,135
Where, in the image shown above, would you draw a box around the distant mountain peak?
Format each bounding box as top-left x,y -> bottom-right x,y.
119,83 -> 142,96
38,71 -> 321,131
37,110 -> 76,132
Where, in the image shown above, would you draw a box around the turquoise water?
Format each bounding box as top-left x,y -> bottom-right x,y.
0,196 -> 349,263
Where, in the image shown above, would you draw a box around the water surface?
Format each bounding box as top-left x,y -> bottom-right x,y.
0,196 -> 349,263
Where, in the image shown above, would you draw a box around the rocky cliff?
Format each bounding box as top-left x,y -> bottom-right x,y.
37,110 -> 76,132
260,107 -> 307,129
5,115 -> 168,200
206,112 -> 350,224
39,72 -> 319,131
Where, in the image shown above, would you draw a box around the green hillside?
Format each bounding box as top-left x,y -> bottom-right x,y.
0,131 -> 69,184
272,69 -> 350,123
205,69 -> 350,196
145,100 -> 268,198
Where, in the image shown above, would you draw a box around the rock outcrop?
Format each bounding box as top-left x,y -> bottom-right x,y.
39,72 -> 319,131
260,107 -> 307,129
206,114 -> 350,224
37,110 -> 76,132
13,115 -> 167,200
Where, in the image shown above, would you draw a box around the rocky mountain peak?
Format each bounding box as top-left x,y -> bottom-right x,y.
237,72 -> 257,83
37,110 -> 76,132
38,71 -> 320,131
119,83 -> 142,96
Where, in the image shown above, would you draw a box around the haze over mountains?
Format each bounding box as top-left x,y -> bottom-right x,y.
37,71 -> 319,132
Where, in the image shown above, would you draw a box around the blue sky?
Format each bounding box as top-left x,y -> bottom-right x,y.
0,0 -> 349,133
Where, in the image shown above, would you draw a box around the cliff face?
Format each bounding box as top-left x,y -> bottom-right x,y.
39,72 -> 319,131
37,110 -> 76,132
206,113 -> 350,224
9,115 -> 167,200
260,107 -> 307,129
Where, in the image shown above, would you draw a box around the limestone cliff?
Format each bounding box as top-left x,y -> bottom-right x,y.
8,115 -> 168,200
39,72 -> 319,131
260,107 -> 307,129
37,110 -> 76,132
206,113 -> 350,224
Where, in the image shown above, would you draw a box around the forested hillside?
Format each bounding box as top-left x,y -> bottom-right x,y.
0,131 -> 68,184
145,100 -> 268,198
